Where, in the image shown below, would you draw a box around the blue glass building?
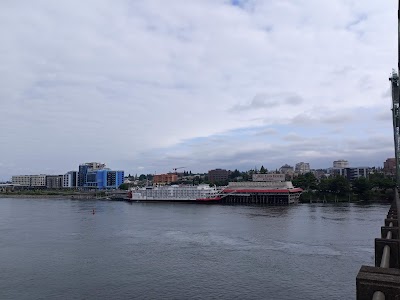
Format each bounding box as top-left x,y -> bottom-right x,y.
78,163 -> 124,189
96,170 -> 124,189
82,170 -> 124,189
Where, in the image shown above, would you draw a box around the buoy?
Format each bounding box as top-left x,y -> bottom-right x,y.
92,208 -> 95,215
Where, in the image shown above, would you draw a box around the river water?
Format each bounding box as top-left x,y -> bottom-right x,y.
0,198 -> 389,299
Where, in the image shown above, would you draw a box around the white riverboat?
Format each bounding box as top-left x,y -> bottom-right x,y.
128,184 -> 222,202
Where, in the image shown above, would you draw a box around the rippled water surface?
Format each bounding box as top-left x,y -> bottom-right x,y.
0,198 -> 389,299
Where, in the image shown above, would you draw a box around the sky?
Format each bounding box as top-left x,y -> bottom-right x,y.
0,0 -> 398,180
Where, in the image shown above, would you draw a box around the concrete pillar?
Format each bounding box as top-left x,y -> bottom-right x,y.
386,219 -> 399,227
375,238 -> 400,268
382,227 -> 399,239
356,265 -> 400,299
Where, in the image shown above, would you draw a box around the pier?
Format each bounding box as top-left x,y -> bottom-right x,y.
221,191 -> 300,205
220,181 -> 302,205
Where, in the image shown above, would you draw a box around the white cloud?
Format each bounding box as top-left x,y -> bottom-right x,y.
0,0 -> 397,179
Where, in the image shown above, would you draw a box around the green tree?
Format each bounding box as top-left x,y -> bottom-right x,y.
241,172 -> 249,181
352,177 -> 371,200
215,180 -> 228,186
119,183 -> 129,190
317,178 -> 331,195
139,174 -> 147,181
292,172 -> 317,190
369,173 -> 395,191
329,176 -> 350,196
248,169 -> 255,179
230,169 -> 241,179
260,165 -> 267,174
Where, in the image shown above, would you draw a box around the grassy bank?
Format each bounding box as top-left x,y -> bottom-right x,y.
0,190 -> 101,199
299,190 -> 394,203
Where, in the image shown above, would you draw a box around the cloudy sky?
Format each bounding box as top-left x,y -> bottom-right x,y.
0,0 -> 398,180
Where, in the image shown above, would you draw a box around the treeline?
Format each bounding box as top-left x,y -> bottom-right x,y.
292,173 -> 396,203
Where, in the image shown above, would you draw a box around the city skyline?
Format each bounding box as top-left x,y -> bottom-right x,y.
0,1 -> 396,181
4,158 -> 392,181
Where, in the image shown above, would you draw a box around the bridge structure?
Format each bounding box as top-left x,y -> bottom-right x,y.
356,2 -> 400,299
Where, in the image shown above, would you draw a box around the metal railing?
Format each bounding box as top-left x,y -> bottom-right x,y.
372,223 -> 393,300
369,188 -> 400,300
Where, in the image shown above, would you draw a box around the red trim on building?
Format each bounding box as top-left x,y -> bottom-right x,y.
222,188 -> 303,193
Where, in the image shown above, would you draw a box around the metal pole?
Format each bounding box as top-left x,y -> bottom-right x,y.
380,246 -> 391,268
368,3 -> 400,300
398,0 -> 400,73
396,188 -> 400,221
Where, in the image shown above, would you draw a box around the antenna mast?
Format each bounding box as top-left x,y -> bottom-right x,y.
390,1 -> 400,186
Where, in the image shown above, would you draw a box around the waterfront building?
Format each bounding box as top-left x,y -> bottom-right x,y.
78,165 -> 90,187
222,181 -> 302,205
12,175 -> 31,186
96,170 -> 124,189
31,175 -> 46,187
78,162 -> 106,187
82,169 -> 124,189
46,175 -> 63,189
208,169 -> 230,183
153,173 -> 178,185
85,170 -> 98,188
383,158 -> 396,175
12,175 -> 46,187
63,171 -> 78,188
295,162 -> 310,174
333,160 -> 349,168
219,173 -> 302,205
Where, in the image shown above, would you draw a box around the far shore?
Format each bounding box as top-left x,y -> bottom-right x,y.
0,194 -> 98,199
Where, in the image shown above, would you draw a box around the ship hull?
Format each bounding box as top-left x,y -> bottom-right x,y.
127,197 -> 222,203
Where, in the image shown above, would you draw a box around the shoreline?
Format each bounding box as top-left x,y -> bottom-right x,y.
0,194 -> 96,199
0,193 -> 391,204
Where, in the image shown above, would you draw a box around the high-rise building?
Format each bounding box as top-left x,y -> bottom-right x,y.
333,160 -> 349,168
12,175 -> 46,187
46,175 -> 63,189
279,164 -> 294,174
63,171 -> 78,188
334,167 -> 369,181
78,162 -> 106,187
30,175 -> 46,187
78,162 -> 124,189
82,169 -> 124,189
12,175 -> 31,186
85,170 -> 98,188
96,170 -> 124,189
383,158 -> 396,175
208,169 -> 230,183
295,162 -> 310,174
